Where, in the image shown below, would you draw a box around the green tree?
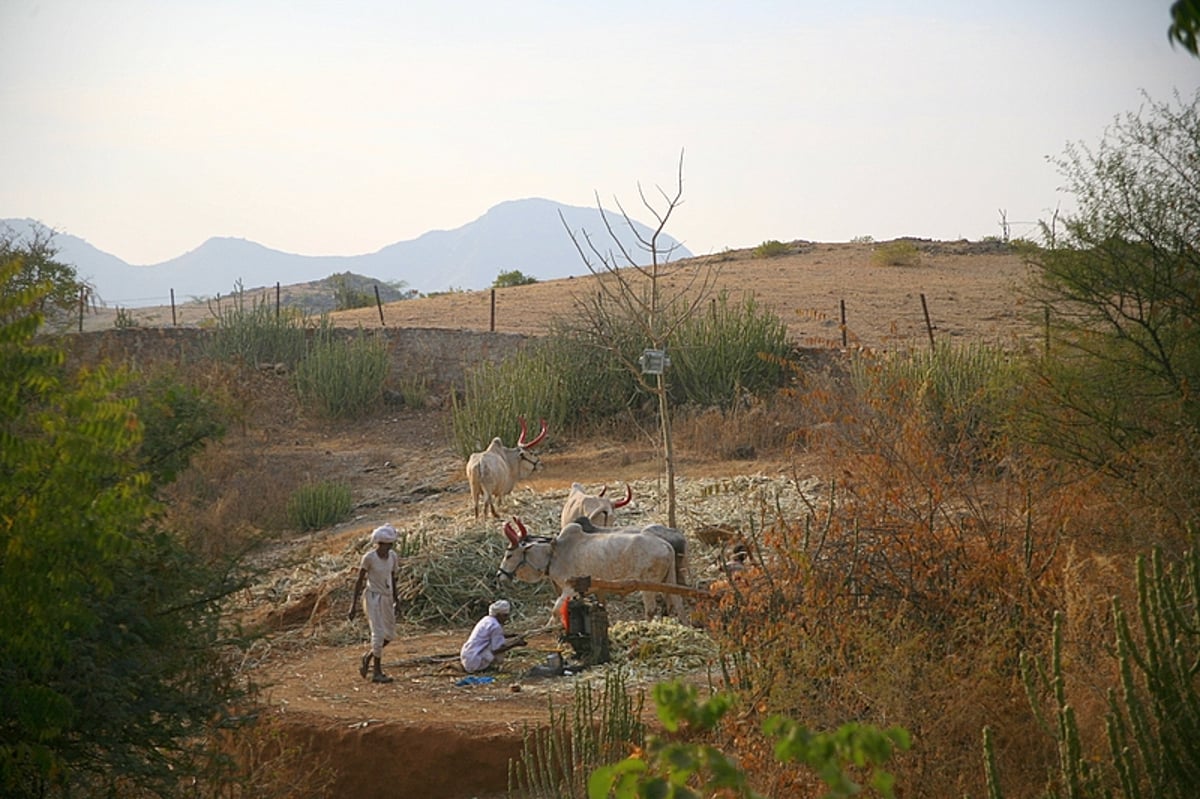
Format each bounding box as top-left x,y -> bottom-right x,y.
1022,89 -> 1200,533
0,223 -> 90,331
493,269 -> 539,288
1169,0 -> 1200,56
329,271 -> 375,310
589,681 -> 909,799
0,255 -> 254,797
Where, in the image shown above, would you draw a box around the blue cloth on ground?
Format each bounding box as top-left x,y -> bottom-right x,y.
455,675 -> 495,686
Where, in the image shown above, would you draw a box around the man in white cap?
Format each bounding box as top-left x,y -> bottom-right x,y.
459,599 -> 527,673
348,523 -> 401,683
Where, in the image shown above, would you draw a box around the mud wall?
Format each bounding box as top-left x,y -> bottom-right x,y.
59,327 -> 532,390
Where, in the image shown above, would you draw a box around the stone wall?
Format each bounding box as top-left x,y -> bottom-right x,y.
60,327 -> 533,390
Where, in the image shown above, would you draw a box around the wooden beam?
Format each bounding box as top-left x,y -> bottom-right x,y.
567,575 -> 712,600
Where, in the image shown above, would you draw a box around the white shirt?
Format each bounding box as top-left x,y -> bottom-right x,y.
358,548 -> 398,596
460,615 -> 508,673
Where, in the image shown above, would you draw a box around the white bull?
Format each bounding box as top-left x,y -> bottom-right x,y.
570,515 -> 690,587
559,482 -> 633,529
496,518 -> 684,620
466,417 -> 547,519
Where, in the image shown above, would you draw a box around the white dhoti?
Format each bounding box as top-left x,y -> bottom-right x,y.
363,589 -> 396,657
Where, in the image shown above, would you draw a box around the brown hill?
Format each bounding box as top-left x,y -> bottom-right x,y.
83,239 -> 1036,350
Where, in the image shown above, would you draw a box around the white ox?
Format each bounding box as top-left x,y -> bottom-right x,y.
570,515 -> 690,588
466,417 -> 547,519
496,518 -> 684,620
559,482 -> 633,529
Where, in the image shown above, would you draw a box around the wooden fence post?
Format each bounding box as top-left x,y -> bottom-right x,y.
374,285 -> 385,326
840,299 -> 848,348
920,293 -> 936,350
490,289 -> 496,332
170,288 -> 177,326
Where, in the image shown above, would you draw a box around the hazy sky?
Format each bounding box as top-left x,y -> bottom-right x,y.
2,1 -> 1197,266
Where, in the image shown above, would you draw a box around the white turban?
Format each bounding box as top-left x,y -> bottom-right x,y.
489,599 -> 511,617
371,524 -> 399,545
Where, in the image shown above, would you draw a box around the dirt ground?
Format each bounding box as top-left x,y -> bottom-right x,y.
243,406 -> 796,799
125,239 -> 1037,798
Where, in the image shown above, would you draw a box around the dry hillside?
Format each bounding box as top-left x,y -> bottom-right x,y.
84,239 -> 1036,351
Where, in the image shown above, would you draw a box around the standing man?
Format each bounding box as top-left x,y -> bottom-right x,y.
348,523 -> 401,684
460,599 -> 527,673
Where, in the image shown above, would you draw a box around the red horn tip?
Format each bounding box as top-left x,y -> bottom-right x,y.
613,483 -> 633,507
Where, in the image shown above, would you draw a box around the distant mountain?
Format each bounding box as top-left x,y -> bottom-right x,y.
1,199 -> 693,309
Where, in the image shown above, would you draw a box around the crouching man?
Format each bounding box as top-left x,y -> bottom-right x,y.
460,599 -> 526,673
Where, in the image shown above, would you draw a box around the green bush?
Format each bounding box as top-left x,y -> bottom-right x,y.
871,241 -> 922,267
752,239 -> 790,258
329,273 -> 375,310
125,366 -> 227,488
286,481 -> 353,531
293,330 -> 390,418
449,340 -> 573,457
848,341 -> 1023,456
493,269 -> 538,288
205,282 -> 315,368
589,681 -> 909,799
669,291 -> 792,409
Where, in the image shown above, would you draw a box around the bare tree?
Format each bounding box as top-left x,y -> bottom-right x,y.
559,152 -> 720,526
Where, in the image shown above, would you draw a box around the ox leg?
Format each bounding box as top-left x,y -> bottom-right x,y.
667,591 -> 685,619
640,591 -> 658,620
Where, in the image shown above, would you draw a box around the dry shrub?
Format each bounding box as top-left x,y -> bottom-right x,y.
697,367 -> 1075,797
1053,547 -> 1136,767
163,440 -> 321,557
199,713 -> 336,798
672,393 -> 812,461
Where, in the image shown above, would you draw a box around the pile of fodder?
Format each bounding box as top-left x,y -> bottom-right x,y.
607,618 -> 720,673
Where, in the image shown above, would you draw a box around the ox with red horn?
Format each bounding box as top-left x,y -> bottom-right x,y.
502,517 -> 529,548
559,482 -> 633,529
516,416 -> 547,448
466,416 -> 549,519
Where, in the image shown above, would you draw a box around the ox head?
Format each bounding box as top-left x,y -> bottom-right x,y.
496,517 -> 547,584
514,417 -> 548,478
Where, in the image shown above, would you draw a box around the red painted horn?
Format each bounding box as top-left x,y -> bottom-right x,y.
503,521 -> 519,547
513,517 -> 529,540
517,416 -> 548,448
612,483 -> 633,508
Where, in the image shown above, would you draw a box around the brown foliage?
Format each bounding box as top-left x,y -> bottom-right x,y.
699,377 -> 1074,797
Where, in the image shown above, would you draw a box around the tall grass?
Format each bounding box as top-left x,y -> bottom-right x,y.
286,480 -> 353,531
293,329 -> 390,418
449,340 -> 575,457
669,291 -> 792,409
205,283 -> 316,368
450,293 -> 795,453
848,340 -> 1025,456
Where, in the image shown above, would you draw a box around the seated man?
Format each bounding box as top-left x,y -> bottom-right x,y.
460,599 -> 526,673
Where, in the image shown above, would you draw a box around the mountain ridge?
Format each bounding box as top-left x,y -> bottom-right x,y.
1,198 -> 693,308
